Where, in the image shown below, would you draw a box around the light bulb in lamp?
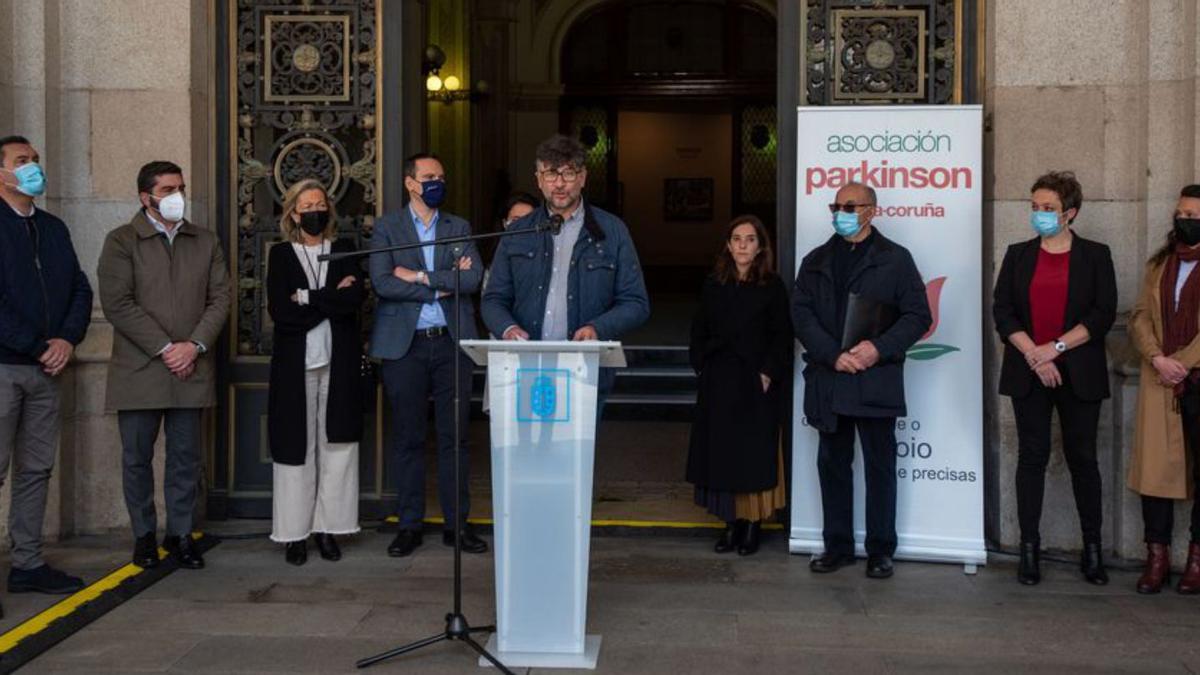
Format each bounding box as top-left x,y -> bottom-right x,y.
443,75 -> 461,92
426,73 -> 443,92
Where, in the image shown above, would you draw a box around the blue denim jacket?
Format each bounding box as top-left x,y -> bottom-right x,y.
481,203 -> 650,342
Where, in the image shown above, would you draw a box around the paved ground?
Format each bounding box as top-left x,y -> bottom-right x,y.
6,528 -> 1200,674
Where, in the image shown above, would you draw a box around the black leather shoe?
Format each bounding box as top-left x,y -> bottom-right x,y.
866,555 -> 895,579
314,533 -> 341,561
387,530 -> 423,558
163,535 -> 205,570
1081,542 -> 1109,586
7,564 -> 85,594
737,521 -> 761,556
285,540 -> 307,566
444,526 -> 489,554
809,552 -> 856,573
1018,541 -> 1041,586
133,532 -> 159,568
714,521 -> 742,554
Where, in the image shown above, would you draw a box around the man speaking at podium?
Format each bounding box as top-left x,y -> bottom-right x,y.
482,134 -> 649,405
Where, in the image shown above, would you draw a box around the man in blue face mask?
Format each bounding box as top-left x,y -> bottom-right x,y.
792,182 -> 931,581
369,153 -> 487,558
0,135 -> 93,600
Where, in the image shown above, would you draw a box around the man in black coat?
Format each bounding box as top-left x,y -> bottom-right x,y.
792,182 -> 932,579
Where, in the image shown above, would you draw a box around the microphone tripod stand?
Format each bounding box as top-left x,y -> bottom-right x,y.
320,214 -> 562,672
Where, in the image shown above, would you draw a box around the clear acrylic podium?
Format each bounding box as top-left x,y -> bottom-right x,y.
461,339 -> 626,670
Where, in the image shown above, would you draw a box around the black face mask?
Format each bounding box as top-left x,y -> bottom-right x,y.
1176,217 -> 1200,246
299,210 -> 329,236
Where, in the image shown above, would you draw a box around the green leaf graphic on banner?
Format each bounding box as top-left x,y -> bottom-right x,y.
907,343 -> 960,360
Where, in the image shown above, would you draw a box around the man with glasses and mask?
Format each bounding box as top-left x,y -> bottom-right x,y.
0,135 -> 92,599
482,134 -> 649,407
792,181 -> 930,580
98,161 -> 231,571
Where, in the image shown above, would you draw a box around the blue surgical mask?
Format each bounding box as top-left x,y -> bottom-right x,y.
8,163 -> 46,197
1030,211 -> 1062,237
833,211 -> 862,238
420,179 -> 446,208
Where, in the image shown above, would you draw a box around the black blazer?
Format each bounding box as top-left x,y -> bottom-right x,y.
993,234 -> 1116,401
266,238 -> 365,465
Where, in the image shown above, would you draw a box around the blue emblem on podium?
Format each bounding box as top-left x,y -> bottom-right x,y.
517,368 -> 570,423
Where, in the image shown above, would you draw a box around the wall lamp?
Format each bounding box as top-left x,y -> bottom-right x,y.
422,44 -> 488,103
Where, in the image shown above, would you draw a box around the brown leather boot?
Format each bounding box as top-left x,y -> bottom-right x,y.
1177,542 -> 1200,594
1136,543 -> 1170,594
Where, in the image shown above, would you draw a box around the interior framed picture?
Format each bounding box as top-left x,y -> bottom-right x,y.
663,177 -> 714,221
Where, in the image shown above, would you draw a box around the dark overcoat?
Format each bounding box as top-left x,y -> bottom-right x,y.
686,274 -> 792,493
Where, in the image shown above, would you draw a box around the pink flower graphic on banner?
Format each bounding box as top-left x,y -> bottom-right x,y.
907,276 -> 960,361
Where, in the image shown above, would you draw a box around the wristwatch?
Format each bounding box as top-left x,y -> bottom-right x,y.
415,270 -> 427,285
1053,339 -> 1068,354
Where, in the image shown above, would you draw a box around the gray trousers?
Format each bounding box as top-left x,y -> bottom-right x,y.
118,408 -> 201,539
0,364 -> 61,571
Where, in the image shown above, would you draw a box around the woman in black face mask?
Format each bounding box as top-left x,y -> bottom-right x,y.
1129,184 -> 1200,594
265,179 -> 365,566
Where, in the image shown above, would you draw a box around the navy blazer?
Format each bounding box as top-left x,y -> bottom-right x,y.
367,209 -> 482,360
993,234 -> 1116,401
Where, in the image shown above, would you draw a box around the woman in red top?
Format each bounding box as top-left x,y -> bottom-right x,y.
993,171 -> 1117,586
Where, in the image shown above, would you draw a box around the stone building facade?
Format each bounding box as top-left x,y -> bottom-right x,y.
0,0 -> 1197,562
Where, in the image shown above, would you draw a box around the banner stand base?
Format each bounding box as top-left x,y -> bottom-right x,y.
789,536 -> 987,572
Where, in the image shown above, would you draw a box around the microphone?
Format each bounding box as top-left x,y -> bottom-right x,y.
545,214 -> 564,235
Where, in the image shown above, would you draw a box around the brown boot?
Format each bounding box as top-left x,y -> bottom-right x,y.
1137,543 -> 1170,594
1177,542 -> 1200,594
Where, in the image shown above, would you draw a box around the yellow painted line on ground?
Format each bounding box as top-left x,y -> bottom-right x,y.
0,532 -> 203,654
0,562 -> 143,653
390,515 -> 784,530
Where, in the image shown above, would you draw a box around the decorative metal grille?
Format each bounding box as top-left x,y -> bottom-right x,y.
232,0 -> 378,356
806,0 -> 959,105
740,105 -> 777,205
568,105 -> 611,208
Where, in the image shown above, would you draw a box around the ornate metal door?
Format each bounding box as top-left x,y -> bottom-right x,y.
213,0 -> 385,518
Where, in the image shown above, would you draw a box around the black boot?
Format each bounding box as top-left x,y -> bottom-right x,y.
737,521 -> 761,556
1081,542 -> 1108,586
714,522 -> 738,554
285,540 -> 307,566
1017,541 -> 1040,586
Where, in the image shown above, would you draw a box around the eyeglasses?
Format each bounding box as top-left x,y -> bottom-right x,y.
538,167 -> 582,184
828,202 -> 875,214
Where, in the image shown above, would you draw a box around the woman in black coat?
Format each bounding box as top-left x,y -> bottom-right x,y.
687,215 -> 792,555
993,171 -> 1116,586
267,179 -> 365,566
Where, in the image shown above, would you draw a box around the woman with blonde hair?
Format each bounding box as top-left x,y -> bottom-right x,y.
266,178 -> 364,565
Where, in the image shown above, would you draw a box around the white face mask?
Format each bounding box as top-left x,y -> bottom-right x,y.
155,191 -> 186,223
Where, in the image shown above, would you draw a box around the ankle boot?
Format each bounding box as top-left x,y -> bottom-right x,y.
1081,542 -> 1109,585
1177,542 -> 1200,594
1136,543 -> 1170,594
714,522 -> 738,554
737,520 -> 761,556
1017,541 -> 1040,585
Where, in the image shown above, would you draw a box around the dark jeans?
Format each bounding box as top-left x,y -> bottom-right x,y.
1011,373 -> 1103,545
1142,383 -> 1200,545
381,333 -> 472,531
118,408 -> 202,539
817,415 -> 897,557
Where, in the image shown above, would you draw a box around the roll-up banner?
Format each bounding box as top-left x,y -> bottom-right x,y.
790,105 -> 986,569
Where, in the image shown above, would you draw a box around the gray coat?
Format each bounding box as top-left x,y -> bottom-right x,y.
367,209 -> 482,360
98,211 -> 231,411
